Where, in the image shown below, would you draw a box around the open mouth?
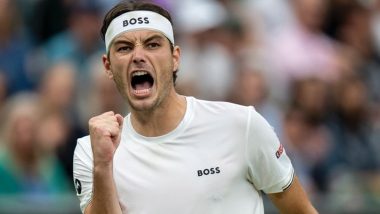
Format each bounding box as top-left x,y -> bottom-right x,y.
131,71 -> 154,95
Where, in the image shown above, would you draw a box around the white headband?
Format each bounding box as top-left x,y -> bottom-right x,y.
105,10 -> 174,52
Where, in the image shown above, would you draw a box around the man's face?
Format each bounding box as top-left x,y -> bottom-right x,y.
103,30 -> 180,112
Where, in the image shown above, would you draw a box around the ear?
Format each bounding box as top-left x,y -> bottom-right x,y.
102,54 -> 113,79
172,46 -> 181,72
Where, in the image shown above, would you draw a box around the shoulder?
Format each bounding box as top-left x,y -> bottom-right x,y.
191,97 -> 252,115
189,97 -> 270,128
189,97 -> 258,130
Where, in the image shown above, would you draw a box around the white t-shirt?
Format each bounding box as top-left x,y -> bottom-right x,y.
73,96 -> 294,214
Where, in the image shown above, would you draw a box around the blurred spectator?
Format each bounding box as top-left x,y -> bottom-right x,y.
283,78 -> 332,194
37,61 -> 86,178
227,60 -> 283,137
283,109 -> 318,195
326,0 -> 380,117
228,67 -> 267,107
265,0 -> 341,104
325,76 -> 380,211
326,0 -> 373,62
0,93 -> 71,196
290,78 -> 330,125
0,0 -> 34,95
175,0 -> 235,101
324,4 -> 380,197
327,76 -> 378,172
214,0 -> 256,54
37,112 -> 70,157
38,61 -> 76,116
41,0 -> 104,84
77,58 -> 128,129
241,0 -> 294,36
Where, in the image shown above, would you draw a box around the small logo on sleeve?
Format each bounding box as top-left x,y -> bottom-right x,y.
276,144 -> 284,159
74,178 -> 82,194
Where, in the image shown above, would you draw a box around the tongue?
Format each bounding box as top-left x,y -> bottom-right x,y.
135,81 -> 151,90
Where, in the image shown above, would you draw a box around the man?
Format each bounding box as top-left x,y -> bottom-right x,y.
73,1 -> 318,213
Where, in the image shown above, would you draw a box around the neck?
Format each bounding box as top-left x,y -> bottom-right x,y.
130,92 -> 186,137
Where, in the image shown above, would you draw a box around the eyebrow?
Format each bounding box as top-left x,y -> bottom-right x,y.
113,40 -> 134,47
112,34 -> 166,48
143,34 -> 165,44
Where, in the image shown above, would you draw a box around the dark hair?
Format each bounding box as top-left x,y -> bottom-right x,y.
101,0 -> 177,83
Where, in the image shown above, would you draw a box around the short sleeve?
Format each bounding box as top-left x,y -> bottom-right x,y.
73,136 -> 94,213
245,107 -> 294,194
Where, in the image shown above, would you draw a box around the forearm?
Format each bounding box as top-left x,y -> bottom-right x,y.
268,176 -> 318,214
86,112 -> 125,214
85,164 -> 122,214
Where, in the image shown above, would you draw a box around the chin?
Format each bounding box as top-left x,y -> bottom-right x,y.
128,97 -> 159,112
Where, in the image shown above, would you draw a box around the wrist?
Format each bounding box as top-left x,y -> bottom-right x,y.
93,161 -> 113,172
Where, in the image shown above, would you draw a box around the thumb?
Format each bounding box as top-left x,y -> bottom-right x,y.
115,114 -> 124,130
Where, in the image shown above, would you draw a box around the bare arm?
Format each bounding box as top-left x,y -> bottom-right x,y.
85,164 -> 122,214
268,176 -> 318,214
85,112 -> 124,214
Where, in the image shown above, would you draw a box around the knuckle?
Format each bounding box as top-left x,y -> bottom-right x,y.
104,111 -> 115,116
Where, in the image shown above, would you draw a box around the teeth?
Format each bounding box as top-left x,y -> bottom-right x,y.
133,88 -> 152,94
132,71 -> 148,77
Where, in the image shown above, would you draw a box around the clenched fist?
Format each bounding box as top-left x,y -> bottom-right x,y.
89,111 -> 124,167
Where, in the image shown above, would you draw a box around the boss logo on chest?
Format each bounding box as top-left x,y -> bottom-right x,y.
123,17 -> 150,27
197,167 -> 221,177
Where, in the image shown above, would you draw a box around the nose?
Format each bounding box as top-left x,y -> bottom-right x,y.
132,45 -> 146,65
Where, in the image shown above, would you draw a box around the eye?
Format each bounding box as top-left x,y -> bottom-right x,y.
147,42 -> 160,49
117,45 -> 132,52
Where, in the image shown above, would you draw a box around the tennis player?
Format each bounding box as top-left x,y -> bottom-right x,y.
73,1 -> 318,213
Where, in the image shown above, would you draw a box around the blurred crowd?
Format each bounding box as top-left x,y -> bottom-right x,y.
0,0 -> 379,213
